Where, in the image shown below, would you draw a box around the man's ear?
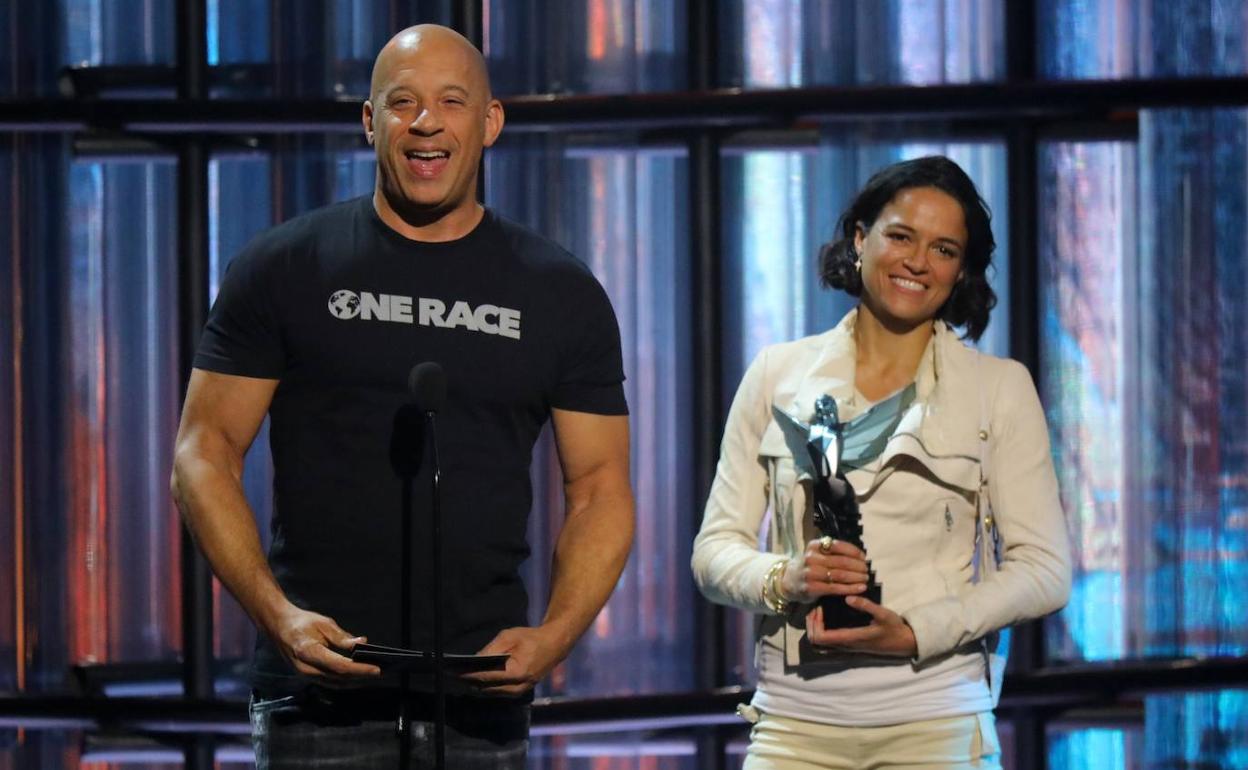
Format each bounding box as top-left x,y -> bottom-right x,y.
482,99 -> 505,148
362,100 -> 375,146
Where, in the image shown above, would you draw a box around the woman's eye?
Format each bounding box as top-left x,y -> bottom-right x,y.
888,232 -> 908,242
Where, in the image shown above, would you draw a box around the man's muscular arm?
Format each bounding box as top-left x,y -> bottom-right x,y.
466,409 -> 634,696
171,369 -> 379,679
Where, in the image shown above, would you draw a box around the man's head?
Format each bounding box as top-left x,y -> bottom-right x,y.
363,25 -> 504,237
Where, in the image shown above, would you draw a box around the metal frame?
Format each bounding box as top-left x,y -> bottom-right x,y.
5,1 -> 1248,768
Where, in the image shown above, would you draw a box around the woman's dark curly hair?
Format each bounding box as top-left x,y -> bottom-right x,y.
818,155 -> 997,341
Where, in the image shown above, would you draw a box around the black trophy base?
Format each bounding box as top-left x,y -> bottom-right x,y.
818,584 -> 883,629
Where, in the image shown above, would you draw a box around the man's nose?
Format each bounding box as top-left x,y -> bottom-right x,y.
409,107 -> 442,134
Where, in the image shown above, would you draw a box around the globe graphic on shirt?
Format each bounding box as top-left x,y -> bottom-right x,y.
328,290 -> 361,319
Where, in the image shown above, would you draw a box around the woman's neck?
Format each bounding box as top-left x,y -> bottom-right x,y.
853,304 -> 934,402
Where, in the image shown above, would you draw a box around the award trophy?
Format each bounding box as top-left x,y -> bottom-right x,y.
775,395 -> 882,629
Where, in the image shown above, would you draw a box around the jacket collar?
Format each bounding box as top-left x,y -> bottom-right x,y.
779,307 -> 978,459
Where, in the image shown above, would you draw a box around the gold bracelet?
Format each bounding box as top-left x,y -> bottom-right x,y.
761,558 -> 790,614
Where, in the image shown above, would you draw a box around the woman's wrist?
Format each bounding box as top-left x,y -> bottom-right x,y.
761,558 -> 791,614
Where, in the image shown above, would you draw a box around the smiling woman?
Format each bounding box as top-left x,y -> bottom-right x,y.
693,156 -> 1070,770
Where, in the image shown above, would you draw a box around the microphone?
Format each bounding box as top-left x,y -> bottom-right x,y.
408,362 -> 446,414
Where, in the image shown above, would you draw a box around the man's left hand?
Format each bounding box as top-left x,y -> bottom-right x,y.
462,625 -> 567,696
804,596 -> 918,657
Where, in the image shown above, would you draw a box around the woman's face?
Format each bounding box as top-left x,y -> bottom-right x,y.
854,186 -> 967,331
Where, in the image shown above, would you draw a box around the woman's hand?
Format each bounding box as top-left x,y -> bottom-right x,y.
804,596 -> 918,658
780,537 -> 870,603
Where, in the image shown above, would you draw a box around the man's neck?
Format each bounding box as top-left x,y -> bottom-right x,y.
372,190 -> 484,243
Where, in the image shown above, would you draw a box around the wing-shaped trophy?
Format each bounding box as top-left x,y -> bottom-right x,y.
773,396 -> 881,629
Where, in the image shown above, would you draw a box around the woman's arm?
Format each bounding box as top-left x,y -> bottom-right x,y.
902,359 -> 1074,663
691,347 -> 788,614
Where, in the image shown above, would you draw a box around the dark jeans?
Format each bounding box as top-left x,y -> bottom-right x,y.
250,687 -> 529,769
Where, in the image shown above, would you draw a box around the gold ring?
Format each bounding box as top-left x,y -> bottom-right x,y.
819,536 -> 835,554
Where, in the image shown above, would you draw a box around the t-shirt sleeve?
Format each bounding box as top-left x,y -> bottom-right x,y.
551,272 -> 628,415
192,240 -> 286,379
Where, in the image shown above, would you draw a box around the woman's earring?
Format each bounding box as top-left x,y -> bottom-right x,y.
854,256 -> 863,272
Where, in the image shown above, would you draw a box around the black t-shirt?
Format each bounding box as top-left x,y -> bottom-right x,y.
194,196 -> 627,692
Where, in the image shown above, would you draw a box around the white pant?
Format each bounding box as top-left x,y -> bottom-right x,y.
742,709 -> 1002,770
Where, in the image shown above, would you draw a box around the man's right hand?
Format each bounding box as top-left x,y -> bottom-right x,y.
264,604 -> 382,680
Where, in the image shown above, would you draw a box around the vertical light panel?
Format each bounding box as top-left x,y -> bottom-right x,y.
1135,108 -> 1248,659
1047,725 -> 1136,770
1143,690 -> 1248,767
487,137 -> 693,697
1040,110 -> 1248,663
1038,140 -> 1137,662
62,158 -> 181,670
722,0 -> 1004,88
484,0 -> 686,96
1039,0 -> 1248,80
0,140 -> 16,692
60,0 -> 173,71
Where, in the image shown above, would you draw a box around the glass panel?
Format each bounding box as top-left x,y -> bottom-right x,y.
1038,0 -> 1248,80
63,157 -> 182,674
719,0 -> 1004,89
1038,139 -> 1138,662
2,1 -> 166,97
1144,689 -> 1248,768
486,135 -> 694,697
1047,690 -> 1248,769
1,150 -> 181,693
61,0 -> 176,98
62,0 -> 174,70
208,0 -> 453,99
1041,109 -> 1248,663
0,141 -> 14,692
1047,723 -> 1138,770
0,727 -> 254,768
484,0 -> 686,96
720,133 -> 1009,684
530,732 -> 699,769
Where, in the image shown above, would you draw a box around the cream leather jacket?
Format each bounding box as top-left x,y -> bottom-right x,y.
692,310 -> 1072,686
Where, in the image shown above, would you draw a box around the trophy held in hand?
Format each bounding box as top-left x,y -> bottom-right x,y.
805,395 -> 882,629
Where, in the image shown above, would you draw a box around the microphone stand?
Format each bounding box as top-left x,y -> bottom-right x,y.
396,407 -> 446,770
427,409 -> 446,770
398,463 -> 413,770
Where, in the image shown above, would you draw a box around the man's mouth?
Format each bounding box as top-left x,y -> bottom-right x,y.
404,150 -> 450,178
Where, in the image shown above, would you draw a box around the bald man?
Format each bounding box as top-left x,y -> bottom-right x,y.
172,25 -> 634,768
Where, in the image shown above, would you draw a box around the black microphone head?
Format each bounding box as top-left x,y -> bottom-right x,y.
408,362 -> 447,414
